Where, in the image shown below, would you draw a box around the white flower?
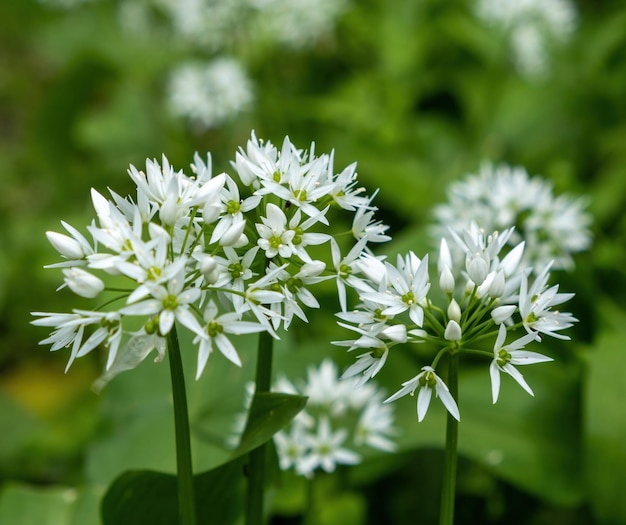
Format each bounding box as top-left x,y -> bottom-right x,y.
120,266 -> 202,336
331,238 -> 369,312
192,301 -> 266,379
489,324 -> 552,403
256,203 -> 296,258
385,366 -> 460,422
433,164 -> 591,270
167,58 -> 253,130
354,397 -> 396,452
340,346 -> 389,388
519,263 -> 577,339
297,417 -> 361,477
363,252 -> 430,327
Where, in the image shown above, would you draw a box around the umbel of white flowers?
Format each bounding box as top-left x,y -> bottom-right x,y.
227,359 -> 396,478
32,132 -> 390,386
432,163 -> 591,272
334,222 -> 577,421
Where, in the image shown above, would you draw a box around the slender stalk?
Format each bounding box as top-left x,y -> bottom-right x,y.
439,351 -> 459,525
245,330 -> 275,525
168,325 -> 197,525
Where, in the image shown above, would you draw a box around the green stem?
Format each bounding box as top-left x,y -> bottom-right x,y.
245,330 -> 274,525
168,325 -> 197,525
439,351 -> 459,525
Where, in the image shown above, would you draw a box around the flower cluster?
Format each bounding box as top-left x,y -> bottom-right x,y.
475,0 -> 577,77
228,359 -> 395,478
335,221 -> 577,421
167,59 -> 254,131
32,132 -> 388,384
432,163 -> 591,271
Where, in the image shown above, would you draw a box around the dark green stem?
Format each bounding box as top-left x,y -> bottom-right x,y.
245,330 -> 274,525
439,351 -> 459,525
168,325 -> 197,525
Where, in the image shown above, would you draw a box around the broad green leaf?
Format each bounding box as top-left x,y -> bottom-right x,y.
585,327 -> 626,523
231,392 -> 308,459
101,459 -> 245,525
0,484 -> 100,525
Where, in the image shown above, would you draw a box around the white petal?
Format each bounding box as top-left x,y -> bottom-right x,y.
416,386 -> 432,422
489,361 -> 501,404
215,333 -> 242,366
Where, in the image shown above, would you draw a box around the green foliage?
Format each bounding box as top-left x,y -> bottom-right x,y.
101,460 -> 244,525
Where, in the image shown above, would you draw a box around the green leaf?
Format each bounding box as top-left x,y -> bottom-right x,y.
585,326 -> 626,523
101,458 -> 245,525
458,360 -> 584,506
230,392 -> 308,459
0,484 -> 100,525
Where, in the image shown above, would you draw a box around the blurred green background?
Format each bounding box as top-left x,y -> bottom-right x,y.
1,0 -> 625,523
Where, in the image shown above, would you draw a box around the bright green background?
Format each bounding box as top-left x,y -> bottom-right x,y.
1,0 -> 625,523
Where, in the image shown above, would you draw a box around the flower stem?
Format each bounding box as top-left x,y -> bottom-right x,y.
439,351 -> 459,525
245,330 -> 274,525
168,325 -> 197,525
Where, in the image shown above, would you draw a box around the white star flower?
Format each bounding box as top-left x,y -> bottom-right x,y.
385,366 -> 460,422
489,324 -> 551,403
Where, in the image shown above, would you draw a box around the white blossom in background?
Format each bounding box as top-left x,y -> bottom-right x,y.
167,59 -> 254,130
475,0 -> 577,78
227,359 -> 396,478
32,132 -> 389,386
432,163 -> 591,271
335,220 -> 578,421
248,0 -> 350,48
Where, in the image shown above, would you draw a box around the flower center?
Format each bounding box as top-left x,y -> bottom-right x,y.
226,200 -> 241,215
419,371 -> 437,388
496,348 -> 511,366
286,277 -> 303,294
293,189 -> 307,202
402,291 -> 415,305
207,320 -> 224,338
162,294 -> 178,310
339,263 -> 352,278
269,234 -> 283,250
228,262 -> 244,279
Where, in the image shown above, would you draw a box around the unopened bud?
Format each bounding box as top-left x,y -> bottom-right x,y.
444,320 -> 462,341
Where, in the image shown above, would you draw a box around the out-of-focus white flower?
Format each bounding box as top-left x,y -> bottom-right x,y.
167,58 -> 253,130
230,359 -> 395,478
433,163 -> 591,271
475,0 -> 577,78
248,0 -> 350,48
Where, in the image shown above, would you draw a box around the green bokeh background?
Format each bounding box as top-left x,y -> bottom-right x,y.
1,0 -> 625,523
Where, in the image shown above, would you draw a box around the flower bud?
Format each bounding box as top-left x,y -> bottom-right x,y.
439,265 -> 455,294
466,255 -> 488,286
46,231 -> 85,260
491,305 -> 516,324
203,202 -> 222,224
219,219 -> 246,247
382,323 -> 407,343
159,196 -> 178,226
232,233 -> 249,249
62,268 -> 104,298
444,320 -> 462,341
199,255 -> 219,284
447,299 -> 462,323
488,270 -> 505,298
